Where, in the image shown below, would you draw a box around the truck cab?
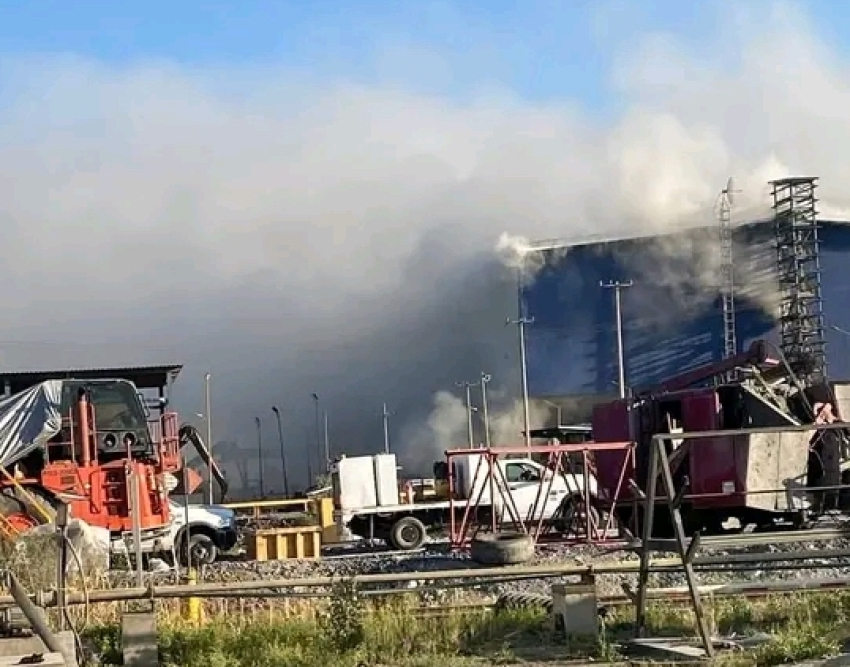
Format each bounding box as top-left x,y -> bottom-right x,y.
499,457 -> 598,521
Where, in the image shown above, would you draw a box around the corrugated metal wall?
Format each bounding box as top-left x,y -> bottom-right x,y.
524,221 -> 850,397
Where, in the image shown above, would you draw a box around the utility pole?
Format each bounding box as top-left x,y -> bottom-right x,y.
203,373 -> 213,504
311,393 -> 321,478
381,403 -> 391,454
506,315 -> 534,448
271,406 -> 290,497
455,380 -> 479,448
303,427 -> 314,489
323,411 -> 330,470
600,280 -> 634,399
254,417 -> 265,498
480,373 -> 492,447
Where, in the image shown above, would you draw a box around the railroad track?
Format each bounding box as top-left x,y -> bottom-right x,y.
636,525 -> 850,553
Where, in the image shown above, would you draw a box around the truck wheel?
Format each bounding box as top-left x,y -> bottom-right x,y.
470,531 -> 534,565
179,532 -> 218,566
556,495 -> 601,536
388,517 -> 427,551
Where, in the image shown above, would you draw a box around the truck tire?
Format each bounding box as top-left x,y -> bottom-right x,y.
556,495 -> 601,536
178,532 -> 218,566
470,532 -> 534,565
388,516 -> 427,551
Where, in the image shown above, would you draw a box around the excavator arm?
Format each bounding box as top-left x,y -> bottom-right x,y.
178,424 -> 229,501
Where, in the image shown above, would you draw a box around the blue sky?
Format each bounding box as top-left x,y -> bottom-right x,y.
2,0 -> 845,111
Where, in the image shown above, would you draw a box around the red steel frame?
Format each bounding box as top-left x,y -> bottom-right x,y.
445,441 -> 636,549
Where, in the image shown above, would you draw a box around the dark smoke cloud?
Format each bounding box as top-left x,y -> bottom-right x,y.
1,3 -> 849,489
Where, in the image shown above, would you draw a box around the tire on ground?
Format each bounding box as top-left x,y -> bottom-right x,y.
388,516 -> 428,551
470,531 -> 534,566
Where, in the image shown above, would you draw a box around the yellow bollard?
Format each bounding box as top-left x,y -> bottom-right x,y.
181,568 -> 204,626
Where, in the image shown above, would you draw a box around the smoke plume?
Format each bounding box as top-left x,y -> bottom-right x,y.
1,3 -> 849,488
399,390 -> 551,474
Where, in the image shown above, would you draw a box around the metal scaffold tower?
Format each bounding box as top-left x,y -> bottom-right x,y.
719,178 -> 738,361
771,176 -> 827,382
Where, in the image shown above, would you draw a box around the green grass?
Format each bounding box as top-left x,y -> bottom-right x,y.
74,586 -> 850,667
83,602 -> 549,667
5,538 -> 850,666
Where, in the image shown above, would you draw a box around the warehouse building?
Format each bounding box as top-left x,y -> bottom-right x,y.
522,177 -> 850,422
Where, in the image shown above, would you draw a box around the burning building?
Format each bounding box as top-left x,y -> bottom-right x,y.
522,177 -> 850,424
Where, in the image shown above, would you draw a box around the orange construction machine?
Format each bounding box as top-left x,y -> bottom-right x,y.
0,365 -> 228,553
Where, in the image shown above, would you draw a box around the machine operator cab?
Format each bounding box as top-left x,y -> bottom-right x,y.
57,380 -> 155,461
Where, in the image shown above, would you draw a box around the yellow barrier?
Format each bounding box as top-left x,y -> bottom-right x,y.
245,526 -> 323,561
224,497 -> 340,548
223,497 -> 315,518
224,497 -> 340,560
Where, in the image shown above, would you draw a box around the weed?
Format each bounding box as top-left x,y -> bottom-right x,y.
320,578 -> 366,652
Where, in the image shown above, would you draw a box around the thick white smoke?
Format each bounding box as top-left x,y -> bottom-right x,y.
1,3 -> 850,488
400,390 -> 551,473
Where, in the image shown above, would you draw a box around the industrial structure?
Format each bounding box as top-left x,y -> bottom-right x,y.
522,176 -> 850,422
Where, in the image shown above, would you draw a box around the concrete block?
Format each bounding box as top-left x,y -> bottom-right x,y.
551,580 -> 598,640
0,652 -> 67,665
0,630 -> 77,666
122,611 -> 159,667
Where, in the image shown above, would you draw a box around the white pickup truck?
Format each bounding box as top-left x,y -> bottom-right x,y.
112,500 -> 238,566
332,453 -> 598,551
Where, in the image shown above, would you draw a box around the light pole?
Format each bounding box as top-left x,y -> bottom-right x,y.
303,427 -> 314,489
455,380 -> 479,448
311,393 -> 322,477
322,411 -> 330,470
254,417 -> 265,498
271,406 -> 290,498
204,373 -> 213,504
480,373 -> 492,447
506,315 -> 534,448
380,403 -> 391,454
600,280 -> 634,399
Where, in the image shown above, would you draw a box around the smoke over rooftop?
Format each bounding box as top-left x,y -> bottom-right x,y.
0,2 -> 848,487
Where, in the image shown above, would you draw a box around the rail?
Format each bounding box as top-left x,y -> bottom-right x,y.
9,543 -> 850,609
222,497 -> 317,519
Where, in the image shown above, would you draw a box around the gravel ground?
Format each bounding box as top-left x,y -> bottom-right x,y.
106,535 -> 850,606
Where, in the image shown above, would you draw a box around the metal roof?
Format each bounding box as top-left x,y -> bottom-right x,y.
0,364 -> 183,393
529,217 -> 850,253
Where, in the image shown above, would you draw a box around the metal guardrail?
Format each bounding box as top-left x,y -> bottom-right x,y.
222,498 -> 325,521
7,544 -> 850,609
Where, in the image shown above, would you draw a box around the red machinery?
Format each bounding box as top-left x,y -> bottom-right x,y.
0,373 -> 227,540
592,339 -> 850,534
